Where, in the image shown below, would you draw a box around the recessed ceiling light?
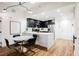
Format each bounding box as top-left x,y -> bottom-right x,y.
57,9 -> 60,12
41,12 -> 45,15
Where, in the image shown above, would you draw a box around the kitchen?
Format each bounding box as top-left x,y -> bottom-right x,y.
22,18 -> 55,49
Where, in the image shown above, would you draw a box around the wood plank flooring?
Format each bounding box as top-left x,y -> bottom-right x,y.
23,39 -> 74,56
0,39 -> 74,56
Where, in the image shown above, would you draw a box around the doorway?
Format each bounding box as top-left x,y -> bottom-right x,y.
0,20 -> 2,47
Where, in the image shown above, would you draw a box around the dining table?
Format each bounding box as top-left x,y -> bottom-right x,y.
13,35 -> 33,55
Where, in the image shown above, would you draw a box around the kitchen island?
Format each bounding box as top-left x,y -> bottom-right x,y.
22,31 -> 55,50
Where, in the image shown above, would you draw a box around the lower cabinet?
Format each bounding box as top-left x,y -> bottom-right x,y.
36,33 -> 54,49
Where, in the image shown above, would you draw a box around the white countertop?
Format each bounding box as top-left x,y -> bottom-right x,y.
23,31 -> 53,35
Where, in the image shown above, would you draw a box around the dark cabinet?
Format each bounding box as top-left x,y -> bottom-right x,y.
27,18 -> 54,28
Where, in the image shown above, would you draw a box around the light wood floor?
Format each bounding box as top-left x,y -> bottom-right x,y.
0,39 -> 74,56
24,39 -> 74,56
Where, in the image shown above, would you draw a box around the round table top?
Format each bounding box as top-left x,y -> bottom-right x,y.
13,36 -> 33,41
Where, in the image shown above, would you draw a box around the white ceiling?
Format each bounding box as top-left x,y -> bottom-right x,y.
0,2 -> 74,13
0,2 -> 75,20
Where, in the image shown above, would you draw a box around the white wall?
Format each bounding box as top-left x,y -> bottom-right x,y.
21,20 -> 26,33
0,12 -> 26,47
55,16 -> 74,40
54,5 -> 75,40
29,4 -> 75,40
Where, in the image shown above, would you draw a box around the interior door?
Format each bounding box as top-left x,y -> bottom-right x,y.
0,20 -> 2,47
74,3 -> 79,56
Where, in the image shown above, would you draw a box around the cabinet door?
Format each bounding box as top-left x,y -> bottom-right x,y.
48,33 -> 54,49
36,34 -> 48,47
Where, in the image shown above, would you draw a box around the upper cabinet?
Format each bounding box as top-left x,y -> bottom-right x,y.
27,18 -> 55,28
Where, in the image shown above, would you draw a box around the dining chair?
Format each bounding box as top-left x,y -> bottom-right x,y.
13,34 -> 20,37
24,34 -> 38,54
13,34 -> 22,46
13,34 -> 27,55
5,38 -> 20,55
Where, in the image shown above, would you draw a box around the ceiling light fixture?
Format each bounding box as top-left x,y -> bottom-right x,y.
2,9 -> 7,12
57,9 -> 60,12
41,12 -> 45,15
2,2 -> 32,13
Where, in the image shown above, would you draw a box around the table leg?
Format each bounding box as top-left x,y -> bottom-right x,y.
20,41 -> 25,55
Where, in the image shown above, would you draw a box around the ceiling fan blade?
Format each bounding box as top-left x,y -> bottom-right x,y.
3,2 -> 30,12
5,4 -> 20,10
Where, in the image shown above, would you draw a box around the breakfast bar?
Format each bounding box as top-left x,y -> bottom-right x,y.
22,31 -> 54,50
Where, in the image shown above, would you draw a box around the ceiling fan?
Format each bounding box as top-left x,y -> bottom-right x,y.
3,2 -> 32,13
